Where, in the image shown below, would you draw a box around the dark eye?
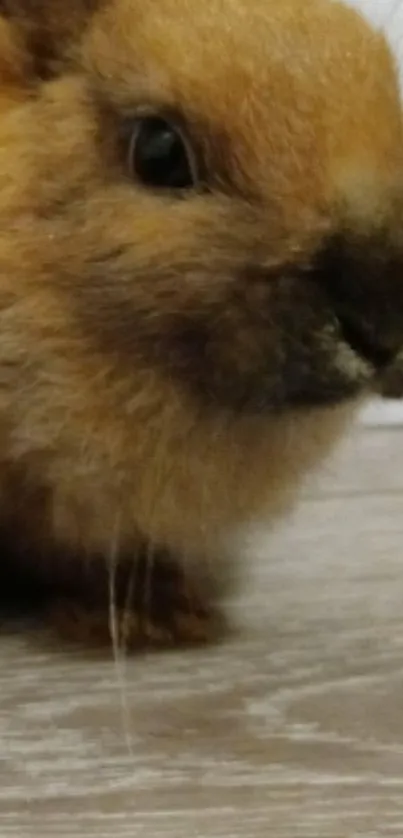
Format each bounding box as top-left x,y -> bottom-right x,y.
127,115 -> 198,191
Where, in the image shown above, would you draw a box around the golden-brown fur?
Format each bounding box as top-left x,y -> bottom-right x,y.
0,0 -> 403,647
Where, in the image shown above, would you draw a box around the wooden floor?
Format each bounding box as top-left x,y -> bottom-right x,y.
1,404 -> 403,837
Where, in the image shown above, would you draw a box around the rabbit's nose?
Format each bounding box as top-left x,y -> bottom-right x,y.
310,231 -> 403,369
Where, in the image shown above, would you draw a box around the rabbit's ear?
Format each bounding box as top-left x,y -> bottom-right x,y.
0,0 -> 99,78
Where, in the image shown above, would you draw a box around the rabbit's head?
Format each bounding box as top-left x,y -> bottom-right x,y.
0,0 -> 402,559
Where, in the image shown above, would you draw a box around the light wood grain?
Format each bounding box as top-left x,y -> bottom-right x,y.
1,416 -> 403,837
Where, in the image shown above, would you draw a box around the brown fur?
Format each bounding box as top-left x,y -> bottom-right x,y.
0,0 -> 403,648
0,0 -> 99,76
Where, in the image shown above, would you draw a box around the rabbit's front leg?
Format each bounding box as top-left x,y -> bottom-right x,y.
47,548 -> 226,652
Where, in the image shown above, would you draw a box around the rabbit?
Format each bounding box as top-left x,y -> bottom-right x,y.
0,0 -> 402,649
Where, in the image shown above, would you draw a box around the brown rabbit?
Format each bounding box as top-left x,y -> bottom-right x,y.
0,0 -> 402,649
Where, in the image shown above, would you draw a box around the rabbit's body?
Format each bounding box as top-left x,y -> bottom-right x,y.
0,0 -> 402,646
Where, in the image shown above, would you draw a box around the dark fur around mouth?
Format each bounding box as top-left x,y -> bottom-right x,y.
76,255 -> 366,415
69,228 -> 403,417
310,233 -> 403,371
334,311 -> 394,370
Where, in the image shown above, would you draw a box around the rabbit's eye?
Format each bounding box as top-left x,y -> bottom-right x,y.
127,116 -> 198,190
